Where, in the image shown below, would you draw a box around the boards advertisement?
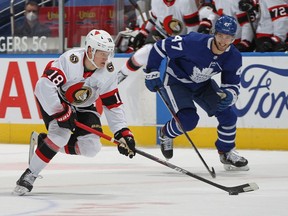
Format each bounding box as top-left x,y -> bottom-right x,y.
0,53 -> 287,149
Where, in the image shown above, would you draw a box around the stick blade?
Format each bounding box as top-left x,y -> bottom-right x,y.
228,182 -> 259,195
243,182 -> 259,192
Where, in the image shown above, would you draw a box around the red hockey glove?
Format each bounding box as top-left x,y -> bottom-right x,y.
114,128 -> 136,158
53,103 -> 77,132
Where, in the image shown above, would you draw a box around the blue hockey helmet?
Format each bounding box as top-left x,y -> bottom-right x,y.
215,15 -> 237,36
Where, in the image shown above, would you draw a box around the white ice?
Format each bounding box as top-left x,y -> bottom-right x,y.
0,144 -> 287,216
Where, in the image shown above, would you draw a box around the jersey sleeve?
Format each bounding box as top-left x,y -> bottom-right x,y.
34,76 -> 64,116
182,0 -> 200,33
220,49 -> 242,95
146,34 -> 191,71
99,73 -> 128,133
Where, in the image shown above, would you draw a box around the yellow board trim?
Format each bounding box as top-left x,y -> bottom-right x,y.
0,124 -> 287,150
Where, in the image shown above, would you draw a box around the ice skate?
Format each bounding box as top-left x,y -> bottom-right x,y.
13,169 -> 37,196
219,148 -> 249,171
159,128 -> 173,159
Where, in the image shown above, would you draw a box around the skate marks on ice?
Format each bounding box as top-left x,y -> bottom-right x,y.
0,145 -> 288,216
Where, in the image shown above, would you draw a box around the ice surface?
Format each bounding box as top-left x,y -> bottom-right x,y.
0,144 -> 287,216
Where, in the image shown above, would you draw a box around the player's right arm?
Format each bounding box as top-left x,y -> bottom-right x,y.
145,33 -> 191,92
146,34 -> 189,71
35,61 -> 67,116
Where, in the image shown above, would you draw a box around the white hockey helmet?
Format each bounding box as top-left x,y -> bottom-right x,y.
85,29 -> 115,68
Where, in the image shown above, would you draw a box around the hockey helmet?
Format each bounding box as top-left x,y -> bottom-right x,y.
215,15 -> 237,36
85,29 -> 115,68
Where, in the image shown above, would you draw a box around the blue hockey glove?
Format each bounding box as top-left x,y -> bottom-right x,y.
217,89 -> 237,112
114,128 -> 136,159
144,70 -> 163,92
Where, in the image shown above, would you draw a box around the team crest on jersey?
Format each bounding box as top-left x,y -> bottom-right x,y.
162,15 -> 183,36
106,62 -> 114,72
69,54 -> 79,64
63,82 -> 92,105
72,87 -> 92,105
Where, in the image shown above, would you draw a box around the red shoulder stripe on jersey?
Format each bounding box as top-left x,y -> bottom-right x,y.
100,88 -> 123,109
183,11 -> 200,27
42,67 -> 67,87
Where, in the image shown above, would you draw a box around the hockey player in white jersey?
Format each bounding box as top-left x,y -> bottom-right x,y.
144,15 -> 249,171
13,29 -> 136,196
117,0 -> 200,83
198,0 -> 258,52
255,0 -> 288,52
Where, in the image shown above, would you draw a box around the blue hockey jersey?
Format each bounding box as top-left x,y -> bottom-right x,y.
146,32 -> 242,94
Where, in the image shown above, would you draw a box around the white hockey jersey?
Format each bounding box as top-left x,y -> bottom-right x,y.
257,0 -> 288,41
35,48 -> 127,133
149,0 -> 199,36
199,0 -> 256,42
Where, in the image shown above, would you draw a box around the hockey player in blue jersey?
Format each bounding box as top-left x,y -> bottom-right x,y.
144,15 -> 249,171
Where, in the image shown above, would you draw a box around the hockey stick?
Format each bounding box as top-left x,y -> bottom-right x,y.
128,0 -> 169,38
75,121 -> 259,195
128,0 -> 146,24
157,87 -> 216,178
246,11 -> 258,47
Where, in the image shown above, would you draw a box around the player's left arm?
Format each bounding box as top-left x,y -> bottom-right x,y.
100,87 -> 136,158
147,34 -> 190,71
218,51 -> 242,109
145,34 -> 190,92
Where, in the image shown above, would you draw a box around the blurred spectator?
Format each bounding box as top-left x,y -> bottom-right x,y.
14,1 -> 51,37
117,0 -> 200,83
198,0 -> 257,52
255,0 -> 288,52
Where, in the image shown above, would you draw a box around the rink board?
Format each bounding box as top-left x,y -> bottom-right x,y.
0,53 -> 288,149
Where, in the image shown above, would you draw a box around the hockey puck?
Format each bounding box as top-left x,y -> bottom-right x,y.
229,191 -> 239,195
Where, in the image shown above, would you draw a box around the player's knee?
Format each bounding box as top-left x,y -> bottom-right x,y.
78,135 -> 102,157
177,108 -> 199,131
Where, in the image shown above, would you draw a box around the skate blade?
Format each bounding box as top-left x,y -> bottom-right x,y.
29,131 -> 39,164
223,164 -> 250,171
12,185 -> 29,196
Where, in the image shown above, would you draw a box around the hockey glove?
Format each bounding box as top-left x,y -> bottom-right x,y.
198,18 -> 212,34
144,70 -> 163,92
238,0 -> 254,12
132,29 -> 149,50
217,89 -> 238,112
114,128 -> 136,158
235,40 -> 254,52
53,103 -> 77,132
